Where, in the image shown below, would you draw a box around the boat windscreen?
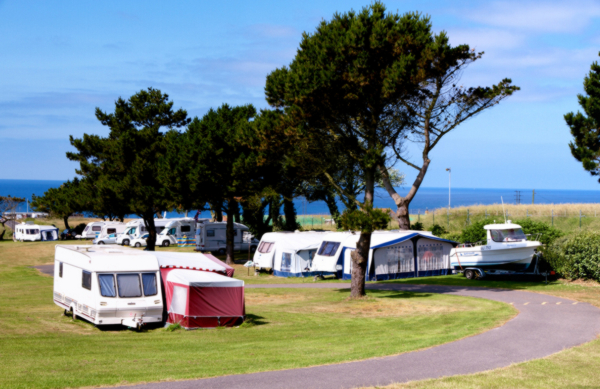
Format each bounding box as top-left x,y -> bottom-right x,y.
491,228 -> 527,242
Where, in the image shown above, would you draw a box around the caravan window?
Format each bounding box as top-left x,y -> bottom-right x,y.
106,228 -> 116,234
318,241 -> 340,256
142,273 -> 157,296
59,262 -> 63,278
98,274 -> 116,297
181,225 -> 191,233
82,271 -> 92,290
156,227 -> 165,234
84,226 -> 89,232
207,230 -> 215,237
92,226 -> 102,232
258,241 -> 274,253
117,274 -> 142,298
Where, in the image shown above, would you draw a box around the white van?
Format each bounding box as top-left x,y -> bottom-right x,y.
156,218 -> 196,247
116,218 -> 189,246
78,221 -> 123,240
52,245 -> 163,329
13,222 -> 59,242
195,221 -> 258,254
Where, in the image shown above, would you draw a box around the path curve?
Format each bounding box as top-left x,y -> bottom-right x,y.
122,282 -> 600,389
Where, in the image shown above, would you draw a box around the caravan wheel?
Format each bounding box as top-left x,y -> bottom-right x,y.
134,242 -> 141,248
162,241 -> 170,247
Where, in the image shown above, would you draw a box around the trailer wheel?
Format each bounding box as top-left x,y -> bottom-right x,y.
98,241 -> 105,245
464,269 -> 476,280
162,241 -> 170,247
122,239 -> 130,246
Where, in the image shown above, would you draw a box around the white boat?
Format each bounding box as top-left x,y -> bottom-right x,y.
450,221 -> 541,273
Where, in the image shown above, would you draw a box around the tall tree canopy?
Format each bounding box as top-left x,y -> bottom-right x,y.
265,3 -> 441,297
379,49 -> 519,228
0,195 -> 25,240
68,88 -> 190,250
565,53 -> 600,179
30,178 -> 85,229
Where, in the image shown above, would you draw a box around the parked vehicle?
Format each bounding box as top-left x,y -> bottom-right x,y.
116,218 -> 181,246
195,221 -> 258,254
156,218 -> 196,247
98,223 -> 126,239
130,234 -> 149,248
77,221 -> 123,240
52,245 -> 164,329
14,222 -> 59,242
60,228 -> 77,240
93,233 -> 118,245
450,221 -> 542,279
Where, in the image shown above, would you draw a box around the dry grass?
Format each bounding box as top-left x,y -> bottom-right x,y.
430,202 -> 600,217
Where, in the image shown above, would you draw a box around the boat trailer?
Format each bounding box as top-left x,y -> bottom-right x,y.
460,253 -> 555,284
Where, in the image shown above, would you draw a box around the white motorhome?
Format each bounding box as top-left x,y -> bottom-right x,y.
116,218 -> 174,246
156,218 -> 196,247
52,245 -> 163,329
195,221 -> 258,254
13,222 -> 59,242
78,221 -> 123,240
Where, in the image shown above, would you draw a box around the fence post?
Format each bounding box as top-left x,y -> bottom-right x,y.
552,209 -> 554,226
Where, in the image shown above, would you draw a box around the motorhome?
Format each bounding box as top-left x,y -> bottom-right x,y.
156,218 -> 197,247
52,245 -> 164,329
116,218 -> 176,246
78,221 -> 123,240
13,222 -> 59,242
195,221 -> 258,254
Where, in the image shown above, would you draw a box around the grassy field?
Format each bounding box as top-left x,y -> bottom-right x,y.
0,240 -> 515,389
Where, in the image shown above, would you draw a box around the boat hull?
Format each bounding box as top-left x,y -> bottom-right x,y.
450,245 -> 538,272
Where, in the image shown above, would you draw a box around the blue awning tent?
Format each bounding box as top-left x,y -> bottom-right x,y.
339,231 -> 458,281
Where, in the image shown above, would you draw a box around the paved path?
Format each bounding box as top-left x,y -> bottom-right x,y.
118,282 -> 600,389
33,264 -> 54,276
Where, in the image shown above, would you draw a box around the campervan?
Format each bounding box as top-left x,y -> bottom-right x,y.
13,222 -> 59,242
156,218 -> 196,247
116,218 -> 176,246
195,221 -> 258,254
52,245 -> 163,329
78,221 -> 123,240
253,231 -> 327,276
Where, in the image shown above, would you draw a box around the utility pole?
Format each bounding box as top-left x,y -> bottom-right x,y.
532,189 -> 535,205
514,191 -> 521,205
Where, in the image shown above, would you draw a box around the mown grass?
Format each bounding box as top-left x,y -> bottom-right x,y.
0,266 -> 514,389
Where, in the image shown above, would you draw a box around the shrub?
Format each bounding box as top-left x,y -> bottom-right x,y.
410,222 -> 424,231
429,224 -> 448,236
543,231 -> 600,281
459,218 -> 495,243
513,218 -> 563,245
73,223 -> 86,235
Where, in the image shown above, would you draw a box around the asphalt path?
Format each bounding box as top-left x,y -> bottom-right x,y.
98,282 -> 598,389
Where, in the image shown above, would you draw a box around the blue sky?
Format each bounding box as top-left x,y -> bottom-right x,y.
2,0 -> 600,190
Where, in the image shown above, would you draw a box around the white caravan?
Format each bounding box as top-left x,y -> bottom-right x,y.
52,245 -> 163,329
195,221 -> 258,254
253,231 -> 327,275
13,222 -> 59,242
156,218 -> 197,247
116,218 -> 175,246
78,221 -> 123,240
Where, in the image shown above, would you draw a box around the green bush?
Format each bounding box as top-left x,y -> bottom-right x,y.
459,218 -> 495,243
513,218 -> 563,245
410,222 -> 424,231
428,224 -> 448,236
543,231 -> 600,281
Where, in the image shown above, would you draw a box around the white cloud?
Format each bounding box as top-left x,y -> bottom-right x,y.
447,28 -> 525,50
465,0 -> 600,33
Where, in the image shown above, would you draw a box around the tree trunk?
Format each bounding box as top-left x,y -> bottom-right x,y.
214,206 -> 223,222
324,192 -> 341,227
0,229 -> 5,241
232,201 -> 241,223
63,216 -> 70,230
396,199 -> 411,230
225,200 -> 235,265
143,214 -> 157,251
351,166 -> 375,298
282,196 -> 299,231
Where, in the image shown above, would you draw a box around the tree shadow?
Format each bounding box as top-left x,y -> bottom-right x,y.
240,314 -> 268,327
332,288 -> 432,299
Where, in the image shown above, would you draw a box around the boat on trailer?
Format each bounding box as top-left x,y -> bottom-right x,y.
451,221 -> 541,278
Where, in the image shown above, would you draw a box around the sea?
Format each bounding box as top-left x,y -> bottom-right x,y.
2,179 -> 600,217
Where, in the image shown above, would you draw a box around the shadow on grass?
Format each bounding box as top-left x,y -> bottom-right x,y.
380,274 -> 562,292
332,288 -> 433,299
240,314 -> 268,328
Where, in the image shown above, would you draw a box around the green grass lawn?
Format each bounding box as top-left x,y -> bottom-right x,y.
0,240 -> 515,389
